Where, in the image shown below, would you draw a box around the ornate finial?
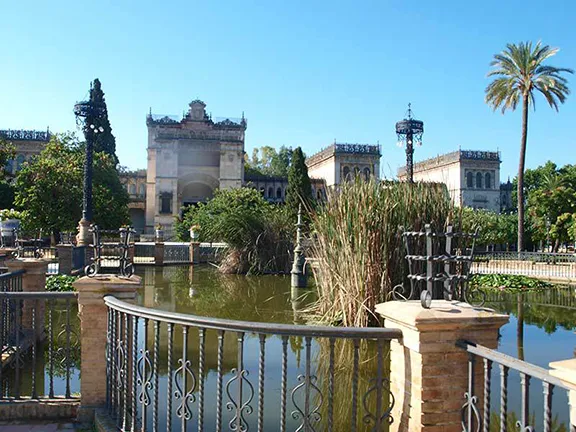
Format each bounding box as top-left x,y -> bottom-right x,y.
242,111 -> 245,120
406,102 -> 413,119
149,107 -> 152,116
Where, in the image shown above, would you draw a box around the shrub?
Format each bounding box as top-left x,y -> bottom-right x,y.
46,275 -> 78,292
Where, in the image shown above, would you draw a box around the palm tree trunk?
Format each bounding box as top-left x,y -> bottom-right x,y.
517,94 -> 529,252
517,294 -> 525,361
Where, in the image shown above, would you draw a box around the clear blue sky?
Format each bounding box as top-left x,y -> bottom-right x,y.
1,0 -> 575,180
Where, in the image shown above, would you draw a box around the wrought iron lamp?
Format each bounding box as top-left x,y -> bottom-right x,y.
73,93 -> 105,246
395,103 -> 424,183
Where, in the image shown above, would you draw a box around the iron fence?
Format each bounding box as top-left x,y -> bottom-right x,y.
458,340 -> 575,432
0,291 -> 79,400
134,242 -> 155,264
0,271 -> 24,360
475,251 -> 576,263
104,295 -> 402,432
472,258 -> 576,280
164,242 -> 190,264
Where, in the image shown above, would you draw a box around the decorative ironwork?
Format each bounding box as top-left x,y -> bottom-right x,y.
174,326 -> 196,423
226,333 -> 254,432
0,129 -> 50,142
461,150 -> 500,161
13,229 -> 45,259
393,224 -> 482,308
147,114 -> 180,125
396,103 -> 424,183
85,225 -> 135,277
362,340 -> 395,430
164,243 -> 190,264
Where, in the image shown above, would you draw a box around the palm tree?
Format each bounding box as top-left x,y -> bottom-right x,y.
485,41 -> 573,252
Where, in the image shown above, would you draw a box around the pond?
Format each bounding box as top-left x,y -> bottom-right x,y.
134,266 -> 576,431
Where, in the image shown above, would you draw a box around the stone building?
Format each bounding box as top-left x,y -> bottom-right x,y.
119,169 -> 147,233
398,149 -> 502,212
306,142 -> 381,187
0,129 -> 51,174
145,100 -> 246,232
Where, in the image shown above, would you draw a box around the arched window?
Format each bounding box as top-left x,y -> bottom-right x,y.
129,184 -> 136,194
476,172 -> 482,189
5,159 -> 13,174
276,187 -> 282,199
259,187 -> 265,196
354,167 -> 360,177
15,154 -> 25,171
139,184 -> 146,196
485,172 -> 491,189
268,187 -> 274,198
317,189 -> 323,200
467,172 -> 473,188
343,166 -> 350,181
160,192 -> 172,214
364,167 -> 370,181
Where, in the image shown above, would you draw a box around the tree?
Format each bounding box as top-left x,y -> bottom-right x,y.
0,136 -> 16,208
285,147 -> 312,217
85,78 -> 119,165
14,133 -> 129,236
246,146 -> 293,177
485,41 -> 573,252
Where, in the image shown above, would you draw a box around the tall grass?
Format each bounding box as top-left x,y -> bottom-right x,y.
309,179 -> 453,327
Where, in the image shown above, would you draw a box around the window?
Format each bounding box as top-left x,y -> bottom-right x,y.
276,187 -> 282,199
15,154 -> 25,171
268,187 -> 273,198
364,167 -> 370,181
476,172 -> 482,189
139,184 -> 146,196
160,193 -> 172,214
5,159 -> 13,174
485,172 -> 491,189
343,166 -> 350,181
129,184 -> 136,195
317,189 -> 323,200
467,172 -> 473,188
259,187 -> 265,196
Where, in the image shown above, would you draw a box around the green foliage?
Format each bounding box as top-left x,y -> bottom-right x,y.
471,274 -> 552,292
245,146 -> 292,177
285,147 -> 312,218
46,274 -> 78,292
14,133 -> 129,233
85,78 -> 118,165
309,179 -> 453,327
0,181 -> 15,209
456,207 -> 517,247
175,188 -> 293,274
0,136 -> 15,180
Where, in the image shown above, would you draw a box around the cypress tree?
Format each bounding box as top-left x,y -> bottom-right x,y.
86,78 -> 118,165
286,147 -> 312,216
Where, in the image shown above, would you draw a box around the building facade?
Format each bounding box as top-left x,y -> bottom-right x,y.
119,169 -> 147,233
0,129 -> 51,174
145,100 -> 246,231
398,149 -> 502,212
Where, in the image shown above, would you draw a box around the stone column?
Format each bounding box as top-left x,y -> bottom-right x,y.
6,259 -> 48,340
154,242 -> 164,266
57,244 -> 73,275
74,275 -> 141,413
549,358 -> 576,428
376,300 -> 508,432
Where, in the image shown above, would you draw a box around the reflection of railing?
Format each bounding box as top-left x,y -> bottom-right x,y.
458,340 -> 575,432
104,296 -> 402,431
483,287 -> 576,310
0,291 -> 79,400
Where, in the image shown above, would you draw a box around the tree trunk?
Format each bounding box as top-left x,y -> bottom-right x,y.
517,94 -> 529,253
517,293 -> 525,361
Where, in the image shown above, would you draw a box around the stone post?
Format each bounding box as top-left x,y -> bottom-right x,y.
549,358 -> 576,428
154,241 -> 164,266
376,300 -> 508,432
291,205 -> 307,288
190,241 -> 200,264
74,275 -> 141,415
6,259 -> 48,340
57,244 -> 73,275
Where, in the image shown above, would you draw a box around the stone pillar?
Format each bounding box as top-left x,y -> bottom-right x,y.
6,259 -> 48,340
190,241 -> 200,264
74,275 -> 141,412
549,358 -> 576,428
57,244 -> 73,275
154,242 -> 164,266
376,300 -> 508,432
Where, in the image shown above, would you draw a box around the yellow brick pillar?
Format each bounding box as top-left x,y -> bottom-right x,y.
549,359 -> 576,427
376,300 -> 508,432
74,275 -> 141,414
154,242 -> 164,266
6,258 -> 48,340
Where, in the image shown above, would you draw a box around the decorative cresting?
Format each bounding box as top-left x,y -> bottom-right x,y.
0,129 -> 51,141
393,224 -> 483,308
457,340 -> 576,432
85,225 -> 135,277
103,296 -> 401,432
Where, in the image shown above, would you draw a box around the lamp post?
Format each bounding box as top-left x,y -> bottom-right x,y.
395,103 -> 424,183
74,96 -> 105,246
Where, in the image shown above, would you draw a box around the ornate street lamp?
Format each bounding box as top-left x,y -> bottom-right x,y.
74,95 -> 105,246
396,103 -> 424,183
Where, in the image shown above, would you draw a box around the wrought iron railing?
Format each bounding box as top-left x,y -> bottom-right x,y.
475,251 -> 576,263
0,291 -> 79,400
104,296 -> 402,431
86,225 -> 135,277
472,253 -> 576,280
164,242 -> 190,264
134,242 -> 155,264
0,271 -> 24,360
458,340 -> 575,432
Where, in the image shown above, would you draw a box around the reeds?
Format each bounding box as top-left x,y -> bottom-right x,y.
308,179 -> 453,327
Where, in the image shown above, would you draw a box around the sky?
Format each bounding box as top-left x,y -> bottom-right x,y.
1,0 -> 575,180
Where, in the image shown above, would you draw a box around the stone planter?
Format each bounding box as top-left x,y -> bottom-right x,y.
0,218 -> 20,246
155,229 -> 164,242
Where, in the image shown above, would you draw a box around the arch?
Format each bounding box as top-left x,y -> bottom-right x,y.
259,187 -> 265,196
485,172 -> 491,189
129,184 -> 136,194
467,172 -> 473,188
5,159 -> 13,174
178,172 -> 219,204
317,189 -> 323,200
343,166 -> 351,181
476,172 -> 482,189
139,184 -> 146,196
15,154 -> 25,171
364,167 -> 370,181
276,187 -> 282,199
268,187 -> 274,198
354,167 -> 360,178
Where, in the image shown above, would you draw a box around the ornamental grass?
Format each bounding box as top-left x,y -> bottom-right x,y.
308,179 -> 453,327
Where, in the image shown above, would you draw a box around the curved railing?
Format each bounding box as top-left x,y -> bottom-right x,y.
104,296 -> 402,432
